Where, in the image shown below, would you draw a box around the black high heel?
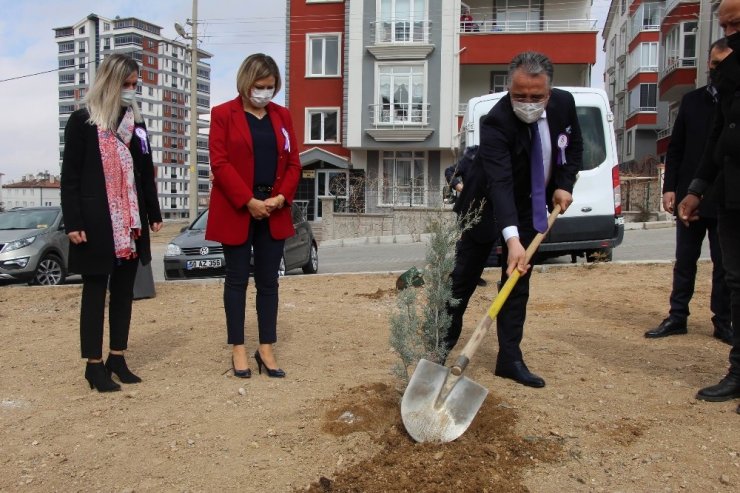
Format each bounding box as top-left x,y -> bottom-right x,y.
105,354 -> 142,384
254,350 -> 285,378
85,362 -> 121,392
232,356 -> 252,378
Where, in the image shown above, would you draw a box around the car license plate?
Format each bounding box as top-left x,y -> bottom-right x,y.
186,259 -> 222,270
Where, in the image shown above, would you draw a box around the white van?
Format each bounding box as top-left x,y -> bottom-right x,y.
459,87 -> 624,262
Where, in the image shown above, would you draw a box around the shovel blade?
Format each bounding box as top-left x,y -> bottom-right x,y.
401,359 -> 488,443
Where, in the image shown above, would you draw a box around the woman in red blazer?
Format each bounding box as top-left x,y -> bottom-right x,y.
206,54 -> 301,379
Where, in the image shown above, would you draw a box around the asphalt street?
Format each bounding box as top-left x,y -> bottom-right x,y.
148,223 -> 708,282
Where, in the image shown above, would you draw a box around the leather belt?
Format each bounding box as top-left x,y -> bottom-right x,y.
255,185 -> 273,193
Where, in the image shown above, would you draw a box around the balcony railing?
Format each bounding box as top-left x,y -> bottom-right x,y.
661,57 -> 696,78
657,126 -> 673,140
627,106 -> 657,118
368,103 -> 430,127
459,18 -> 597,34
370,19 -> 431,44
628,64 -> 659,81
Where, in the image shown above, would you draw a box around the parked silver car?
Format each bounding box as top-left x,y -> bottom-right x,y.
164,207 -> 319,280
0,207 -> 70,285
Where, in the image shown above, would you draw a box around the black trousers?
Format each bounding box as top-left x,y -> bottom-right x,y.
668,217 -> 730,328
446,224 -> 537,366
80,258 -> 139,359
222,218 -> 285,346
717,210 -> 740,377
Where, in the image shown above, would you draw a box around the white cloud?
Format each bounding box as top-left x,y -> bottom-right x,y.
0,0 -> 286,181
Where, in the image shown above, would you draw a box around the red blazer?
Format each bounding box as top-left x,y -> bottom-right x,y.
206,97 -> 302,245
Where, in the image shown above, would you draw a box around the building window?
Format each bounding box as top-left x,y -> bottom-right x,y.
629,83 -> 657,113
78,41 -> 86,53
58,41 -> 74,53
489,71 -> 508,93
630,2 -> 662,39
493,0 -> 544,32
79,73 -> 85,84
103,38 -> 111,50
78,26 -> 85,35
376,63 -> 426,124
59,73 -> 75,84
663,21 -> 698,72
59,89 -> 75,99
306,34 -> 341,77
103,22 -> 110,31
378,0 -> 427,42
629,42 -> 658,75
306,108 -> 339,143
381,151 -> 426,206
59,58 -> 75,69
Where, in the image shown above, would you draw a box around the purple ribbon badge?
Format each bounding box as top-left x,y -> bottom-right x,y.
556,132 -> 568,166
281,128 -> 290,153
135,127 -> 149,155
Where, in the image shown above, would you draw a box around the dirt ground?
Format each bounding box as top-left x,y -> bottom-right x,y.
1,259 -> 738,492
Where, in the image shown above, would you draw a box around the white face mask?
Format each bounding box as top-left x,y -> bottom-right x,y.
249,88 -> 274,108
512,100 -> 546,124
120,89 -> 136,107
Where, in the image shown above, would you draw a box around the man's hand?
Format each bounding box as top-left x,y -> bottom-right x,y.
677,194 -> 701,226
662,191 -> 676,214
68,231 -> 87,244
505,236 -> 530,277
552,189 -> 573,214
455,183 -> 463,192
150,222 -> 163,233
247,198 -> 270,219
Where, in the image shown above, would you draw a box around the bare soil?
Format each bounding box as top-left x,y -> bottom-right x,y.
0,262 -> 738,492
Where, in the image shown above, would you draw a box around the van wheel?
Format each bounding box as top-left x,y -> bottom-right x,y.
30,254 -> 66,286
302,244 -> 318,274
585,248 -> 612,263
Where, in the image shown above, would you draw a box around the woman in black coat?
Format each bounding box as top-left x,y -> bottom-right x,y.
61,54 -> 162,392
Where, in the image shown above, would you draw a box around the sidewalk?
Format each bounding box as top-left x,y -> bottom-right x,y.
320,218 -> 676,247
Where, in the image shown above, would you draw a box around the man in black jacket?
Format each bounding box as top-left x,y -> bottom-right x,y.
445,52 -> 582,388
646,39 -> 733,344
678,0 -> 740,414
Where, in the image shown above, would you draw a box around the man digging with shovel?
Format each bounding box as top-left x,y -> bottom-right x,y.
445,52 -> 583,388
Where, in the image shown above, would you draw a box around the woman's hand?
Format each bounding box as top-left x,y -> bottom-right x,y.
68,231 -> 87,244
150,222 -> 163,233
264,194 -> 286,213
247,198 -> 271,219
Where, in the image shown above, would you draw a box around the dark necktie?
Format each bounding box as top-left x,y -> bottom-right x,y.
529,121 -> 548,233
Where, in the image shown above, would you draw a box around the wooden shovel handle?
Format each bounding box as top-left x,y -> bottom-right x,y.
451,205 -> 561,376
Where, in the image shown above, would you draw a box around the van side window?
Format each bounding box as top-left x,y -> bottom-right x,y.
576,106 -> 607,171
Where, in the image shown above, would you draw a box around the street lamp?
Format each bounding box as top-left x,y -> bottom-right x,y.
175,0 -> 199,220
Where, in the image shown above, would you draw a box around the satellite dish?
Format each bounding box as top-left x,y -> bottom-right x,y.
174,23 -> 188,37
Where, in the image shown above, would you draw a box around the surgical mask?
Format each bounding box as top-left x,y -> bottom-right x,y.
120,89 -> 136,106
249,88 -> 274,108
512,100 -> 546,124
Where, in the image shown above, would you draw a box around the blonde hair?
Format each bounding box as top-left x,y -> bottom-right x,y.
85,54 -> 142,130
236,53 -> 281,98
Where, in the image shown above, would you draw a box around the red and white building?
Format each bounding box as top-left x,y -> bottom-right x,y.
287,0 -> 597,222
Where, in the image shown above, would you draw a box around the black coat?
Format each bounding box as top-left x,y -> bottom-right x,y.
663,86 -> 717,216
454,88 -> 583,242
694,51 -> 740,210
61,109 -> 162,275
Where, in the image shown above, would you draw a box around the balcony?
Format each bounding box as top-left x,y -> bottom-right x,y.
365,103 -> 433,142
367,19 -> 434,60
664,0 -> 698,17
459,18 -> 598,65
659,57 -> 696,103
628,65 -> 658,82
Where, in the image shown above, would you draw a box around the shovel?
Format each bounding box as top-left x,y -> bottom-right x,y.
401,205 -> 561,443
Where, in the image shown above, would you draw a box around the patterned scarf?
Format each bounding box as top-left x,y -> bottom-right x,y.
97,107 -> 141,259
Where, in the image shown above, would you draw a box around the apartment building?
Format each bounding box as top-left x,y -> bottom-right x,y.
2,173 -> 61,209
53,14 -> 212,219
286,0 -> 596,222
602,0 -> 721,169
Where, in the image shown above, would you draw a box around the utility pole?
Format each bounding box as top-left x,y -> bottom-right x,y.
177,0 -> 199,220
188,0 -> 199,221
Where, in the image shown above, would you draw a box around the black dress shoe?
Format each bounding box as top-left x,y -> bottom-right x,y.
696,374 -> 740,402
494,361 -> 545,388
713,325 -> 733,345
645,318 -> 687,338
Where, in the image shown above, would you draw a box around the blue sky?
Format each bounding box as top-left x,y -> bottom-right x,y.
0,0 -> 610,181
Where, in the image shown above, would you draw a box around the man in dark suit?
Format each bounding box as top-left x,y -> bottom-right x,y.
678,0 -> 740,414
646,39 -> 733,344
445,52 -> 582,388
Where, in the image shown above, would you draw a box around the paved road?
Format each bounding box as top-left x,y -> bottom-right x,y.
147,223 -> 708,281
